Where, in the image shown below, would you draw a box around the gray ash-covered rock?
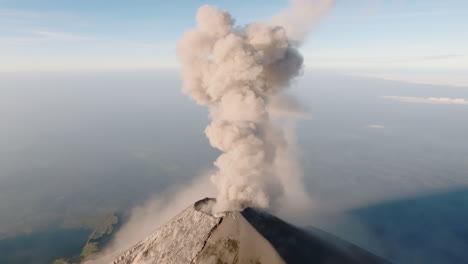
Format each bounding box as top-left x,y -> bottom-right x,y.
111,198 -> 391,264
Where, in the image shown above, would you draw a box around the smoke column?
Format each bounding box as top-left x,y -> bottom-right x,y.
177,1 -> 334,213
271,0 -> 336,43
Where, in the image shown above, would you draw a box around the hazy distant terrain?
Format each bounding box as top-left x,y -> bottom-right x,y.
295,72 -> 468,209
350,188 -> 468,264
1,70 -> 467,263
0,71 -> 217,238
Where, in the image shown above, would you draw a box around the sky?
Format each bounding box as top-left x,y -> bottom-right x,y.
0,0 -> 467,86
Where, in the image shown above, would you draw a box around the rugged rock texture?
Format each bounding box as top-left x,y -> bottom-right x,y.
192,211 -> 285,264
112,198 -> 391,264
112,203 -> 221,264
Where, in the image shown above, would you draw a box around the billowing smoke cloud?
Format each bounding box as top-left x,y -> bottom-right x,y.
177,1 -> 333,213
92,2 -> 334,261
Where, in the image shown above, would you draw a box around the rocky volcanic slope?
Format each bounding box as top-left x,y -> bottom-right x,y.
112,198 -> 391,264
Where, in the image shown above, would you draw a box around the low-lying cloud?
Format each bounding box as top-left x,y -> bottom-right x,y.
382,96 -> 468,105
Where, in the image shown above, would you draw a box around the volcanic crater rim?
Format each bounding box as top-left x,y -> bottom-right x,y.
194,197 -> 244,217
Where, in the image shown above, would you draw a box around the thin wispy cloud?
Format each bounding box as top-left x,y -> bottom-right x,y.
0,8 -> 43,19
344,72 -> 468,88
377,10 -> 468,19
0,37 -> 38,45
34,31 -> 90,41
0,8 -> 73,27
333,9 -> 467,20
307,54 -> 465,64
0,31 -> 91,45
0,8 -> 78,22
382,96 -> 468,105
368,124 -> 385,129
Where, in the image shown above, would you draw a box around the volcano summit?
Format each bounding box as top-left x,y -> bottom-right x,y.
110,198 -> 390,264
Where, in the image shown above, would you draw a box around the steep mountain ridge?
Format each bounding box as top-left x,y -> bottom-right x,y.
111,198 -> 391,264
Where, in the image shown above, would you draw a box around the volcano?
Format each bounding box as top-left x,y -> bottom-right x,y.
112,198 -> 391,264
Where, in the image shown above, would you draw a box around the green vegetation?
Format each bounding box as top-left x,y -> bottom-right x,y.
51,213 -> 120,264
53,258 -> 70,264
88,214 -> 118,240
80,242 -> 98,260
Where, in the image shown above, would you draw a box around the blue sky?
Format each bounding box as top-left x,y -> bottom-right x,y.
1,0 -> 467,86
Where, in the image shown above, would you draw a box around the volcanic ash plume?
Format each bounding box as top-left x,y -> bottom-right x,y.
177,4 -> 324,213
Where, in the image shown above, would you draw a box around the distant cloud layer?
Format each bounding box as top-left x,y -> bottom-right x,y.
368,124 -> 385,129
346,73 -> 468,88
382,96 -> 468,105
